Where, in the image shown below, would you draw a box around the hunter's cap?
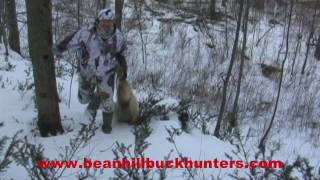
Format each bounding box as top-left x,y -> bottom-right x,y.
97,8 -> 115,21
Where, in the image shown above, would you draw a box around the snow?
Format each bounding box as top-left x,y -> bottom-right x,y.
0,46 -> 240,179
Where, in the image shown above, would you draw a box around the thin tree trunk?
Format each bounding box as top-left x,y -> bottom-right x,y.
102,0 -> 107,8
252,0 -> 265,10
0,0 -> 4,44
315,34 -> 320,61
77,0 -> 82,28
97,0 -> 106,10
276,20 -> 286,64
291,24 -> 302,76
259,0 -> 293,152
133,0 -> 146,69
214,0 -> 244,139
210,0 -> 216,17
301,6 -> 316,75
0,0 -> 9,58
315,2 -> 320,60
221,0 -> 227,7
96,0 -> 107,14
224,4 -> 228,57
26,0 -> 64,137
291,37 -> 301,72
115,0 -> 124,30
229,0 -> 250,133
5,0 -> 20,54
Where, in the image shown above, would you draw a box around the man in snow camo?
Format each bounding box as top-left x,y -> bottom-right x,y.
52,8 -> 127,134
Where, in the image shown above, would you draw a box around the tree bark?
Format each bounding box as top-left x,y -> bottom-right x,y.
96,0 -> 108,15
252,0 -> 265,10
0,0 -> 9,58
76,0 -> 82,28
102,0 -> 107,8
115,0 -> 124,30
97,0 -> 107,10
291,23 -> 302,76
4,0 -> 20,54
301,6 -> 316,74
0,0 -> 4,43
214,0 -> 244,139
210,0 -> 216,17
229,0 -> 250,133
315,34 -> 320,61
221,0 -> 227,7
26,0 -> 64,137
315,2 -> 320,60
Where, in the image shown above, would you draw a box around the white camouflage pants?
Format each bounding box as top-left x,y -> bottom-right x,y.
77,72 -> 115,113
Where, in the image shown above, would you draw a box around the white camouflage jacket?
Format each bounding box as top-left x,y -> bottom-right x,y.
57,23 -> 126,79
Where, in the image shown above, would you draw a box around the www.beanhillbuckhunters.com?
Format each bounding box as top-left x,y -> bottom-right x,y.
37,157 -> 283,169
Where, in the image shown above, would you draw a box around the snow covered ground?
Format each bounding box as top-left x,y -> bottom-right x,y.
0,38 -> 319,179
0,47 -> 241,179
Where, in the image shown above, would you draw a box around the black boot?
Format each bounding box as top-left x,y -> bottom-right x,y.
102,112 -> 113,134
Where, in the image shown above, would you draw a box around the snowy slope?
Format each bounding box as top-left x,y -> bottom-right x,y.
0,46 -> 242,179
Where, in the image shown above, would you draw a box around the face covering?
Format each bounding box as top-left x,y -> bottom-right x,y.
97,23 -> 114,39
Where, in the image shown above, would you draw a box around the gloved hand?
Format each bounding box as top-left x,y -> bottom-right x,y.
52,45 -> 62,58
120,63 -> 127,80
115,53 -> 127,80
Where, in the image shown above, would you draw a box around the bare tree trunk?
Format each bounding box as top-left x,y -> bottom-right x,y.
26,0 -> 64,137
97,0 -> 107,10
0,0 -> 9,58
210,0 -> 216,17
221,0 -> 227,7
252,0 -> 265,10
315,2 -> 320,60
224,5 -> 229,57
301,6 -> 316,75
97,0 -> 105,14
259,0 -> 293,152
102,0 -> 107,8
214,0 -> 244,139
133,0 -> 146,69
0,0 -> 4,44
291,21 -> 302,76
4,0 -> 20,54
115,0 -> 124,30
229,0 -> 250,133
315,34 -> 320,61
77,0 -> 82,28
